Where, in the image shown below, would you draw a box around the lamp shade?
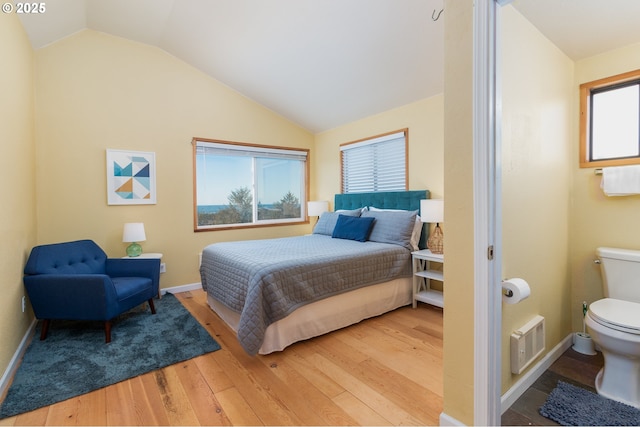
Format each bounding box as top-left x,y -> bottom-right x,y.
122,222 -> 146,243
420,199 -> 444,223
307,201 -> 329,217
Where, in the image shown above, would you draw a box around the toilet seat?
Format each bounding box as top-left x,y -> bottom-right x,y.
589,298 -> 640,335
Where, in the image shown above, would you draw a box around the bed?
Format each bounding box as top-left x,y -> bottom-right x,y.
200,190 -> 429,355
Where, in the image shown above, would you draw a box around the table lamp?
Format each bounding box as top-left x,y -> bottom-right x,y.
307,201 -> 329,223
123,222 -> 146,257
420,199 -> 444,254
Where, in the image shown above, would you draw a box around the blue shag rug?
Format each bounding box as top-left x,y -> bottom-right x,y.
0,293 -> 220,419
540,381 -> 640,426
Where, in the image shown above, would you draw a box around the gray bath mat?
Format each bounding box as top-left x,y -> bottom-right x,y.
540,381 -> 640,426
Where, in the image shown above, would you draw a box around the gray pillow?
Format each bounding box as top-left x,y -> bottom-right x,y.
361,209 -> 418,250
313,210 -> 361,235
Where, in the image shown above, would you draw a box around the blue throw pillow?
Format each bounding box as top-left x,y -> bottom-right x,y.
332,214 -> 375,242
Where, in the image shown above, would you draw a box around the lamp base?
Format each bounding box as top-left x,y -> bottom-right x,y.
427,224 -> 444,254
126,242 -> 142,257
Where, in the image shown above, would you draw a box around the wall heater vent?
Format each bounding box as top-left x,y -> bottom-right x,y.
510,315 -> 545,374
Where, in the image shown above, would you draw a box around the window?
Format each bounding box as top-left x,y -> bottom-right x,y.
340,129 -> 408,193
580,69 -> 640,168
193,138 -> 309,231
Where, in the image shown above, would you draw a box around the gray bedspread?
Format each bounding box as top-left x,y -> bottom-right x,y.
200,234 -> 411,354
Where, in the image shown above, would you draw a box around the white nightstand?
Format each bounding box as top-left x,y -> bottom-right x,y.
412,249 -> 444,308
123,252 -> 163,260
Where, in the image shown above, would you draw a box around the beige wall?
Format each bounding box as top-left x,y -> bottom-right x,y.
0,13 -> 37,382
442,0 -> 475,423
33,30 -> 315,290
314,95 -> 444,202
500,6 -> 574,392
570,42 -> 640,331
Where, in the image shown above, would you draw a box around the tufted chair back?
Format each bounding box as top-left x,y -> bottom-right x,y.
24,240 -> 107,276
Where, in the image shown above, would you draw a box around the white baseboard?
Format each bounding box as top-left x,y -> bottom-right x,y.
500,332 -> 573,413
0,319 -> 37,399
439,411 -> 466,426
160,282 -> 203,295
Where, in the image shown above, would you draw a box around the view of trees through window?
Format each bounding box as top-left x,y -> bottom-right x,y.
197,187 -> 301,226
193,138 -> 308,230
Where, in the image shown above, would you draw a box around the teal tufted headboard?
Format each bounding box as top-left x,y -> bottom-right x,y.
334,190 -> 430,249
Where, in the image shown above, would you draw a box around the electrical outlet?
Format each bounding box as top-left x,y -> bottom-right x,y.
160,262 -> 166,273
21,296 -> 25,313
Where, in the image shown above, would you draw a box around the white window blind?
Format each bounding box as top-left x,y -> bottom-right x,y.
195,141 -> 308,161
341,131 -> 407,193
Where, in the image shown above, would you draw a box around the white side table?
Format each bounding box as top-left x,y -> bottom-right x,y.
123,252 -> 163,260
412,249 -> 444,308
122,253 -> 164,297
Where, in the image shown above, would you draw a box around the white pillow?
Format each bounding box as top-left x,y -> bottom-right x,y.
335,207 -> 367,214
411,215 -> 423,251
368,206 -> 402,212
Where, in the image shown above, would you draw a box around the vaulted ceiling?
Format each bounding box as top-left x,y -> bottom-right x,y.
17,0 -> 640,133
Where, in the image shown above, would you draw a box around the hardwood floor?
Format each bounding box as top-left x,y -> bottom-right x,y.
502,346 -> 604,426
0,289 -> 444,426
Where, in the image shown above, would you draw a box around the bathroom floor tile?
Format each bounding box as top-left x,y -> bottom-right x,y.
502,347 -> 603,426
548,348 -> 603,389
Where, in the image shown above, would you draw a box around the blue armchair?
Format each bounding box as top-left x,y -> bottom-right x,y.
23,239 -> 160,343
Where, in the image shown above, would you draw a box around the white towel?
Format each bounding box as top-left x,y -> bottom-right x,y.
601,165 -> 640,196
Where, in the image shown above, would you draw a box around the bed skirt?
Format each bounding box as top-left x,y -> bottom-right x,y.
207,277 -> 412,354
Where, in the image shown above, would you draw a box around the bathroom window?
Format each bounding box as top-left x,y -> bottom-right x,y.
193,138 -> 309,231
580,69 -> 640,168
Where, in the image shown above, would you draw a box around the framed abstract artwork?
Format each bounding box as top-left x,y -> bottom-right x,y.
106,149 -> 156,205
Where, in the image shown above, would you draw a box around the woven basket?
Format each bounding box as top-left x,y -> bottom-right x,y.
427,225 -> 444,254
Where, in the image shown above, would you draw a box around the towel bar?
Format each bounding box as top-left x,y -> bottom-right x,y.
594,168 -> 602,175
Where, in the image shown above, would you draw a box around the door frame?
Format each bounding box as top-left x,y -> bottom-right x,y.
473,0 -> 507,425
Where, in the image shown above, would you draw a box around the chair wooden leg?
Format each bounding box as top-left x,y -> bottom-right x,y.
148,298 -> 156,314
104,321 -> 112,343
40,319 -> 50,340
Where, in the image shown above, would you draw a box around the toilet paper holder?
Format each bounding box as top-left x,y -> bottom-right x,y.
501,278 -> 531,304
502,278 -> 520,296
502,279 -> 514,297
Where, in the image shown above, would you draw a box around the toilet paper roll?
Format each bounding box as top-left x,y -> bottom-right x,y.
502,278 -> 531,304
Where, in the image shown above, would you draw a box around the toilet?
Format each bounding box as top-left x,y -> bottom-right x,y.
585,247 -> 640,408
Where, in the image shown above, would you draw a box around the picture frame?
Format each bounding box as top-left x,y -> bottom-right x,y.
106,149 -> 156,205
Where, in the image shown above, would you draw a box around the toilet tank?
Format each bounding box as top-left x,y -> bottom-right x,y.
596,247 -> 640,303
